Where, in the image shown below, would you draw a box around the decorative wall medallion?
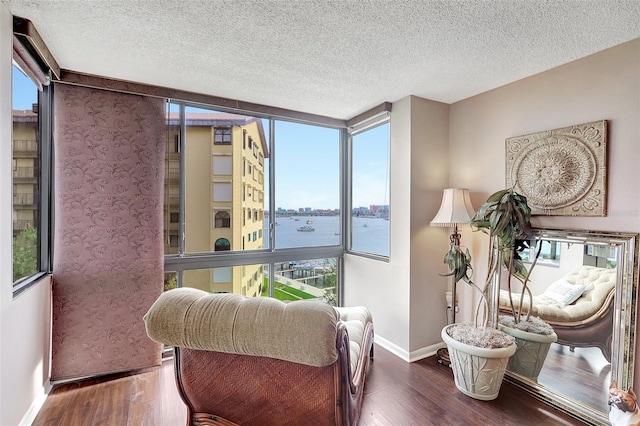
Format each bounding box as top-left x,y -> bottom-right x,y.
506,120 -> 607,216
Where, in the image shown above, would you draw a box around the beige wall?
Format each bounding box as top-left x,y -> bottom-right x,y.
449,38 -> 640,386
345,95 -> 451,359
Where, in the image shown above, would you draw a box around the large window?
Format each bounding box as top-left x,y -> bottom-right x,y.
163,102 -> 343,306
350,121 -> 390,257
12,62 -> 51,289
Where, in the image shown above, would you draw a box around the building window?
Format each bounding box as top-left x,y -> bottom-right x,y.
169,235 -> 179,247
170,212 -> 179,223
214,127 -> 231,145
214,238 -> 231,251
253,231 -> 257,241
253,210 -> 258,221
214,211 -> 231,228
213,155 -> 232,175
213,182 -> 232,202
350,120 -> 390,257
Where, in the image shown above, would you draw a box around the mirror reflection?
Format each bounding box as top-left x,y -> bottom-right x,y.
498,228 -> 638,425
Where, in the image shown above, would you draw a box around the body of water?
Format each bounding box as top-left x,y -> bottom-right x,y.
264,215 -> 389,257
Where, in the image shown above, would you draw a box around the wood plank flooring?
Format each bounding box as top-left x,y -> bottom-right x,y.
32,344 -> 585,425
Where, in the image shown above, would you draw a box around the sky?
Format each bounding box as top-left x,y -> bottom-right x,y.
12,64 -> 37,110
13,64 -> 390,211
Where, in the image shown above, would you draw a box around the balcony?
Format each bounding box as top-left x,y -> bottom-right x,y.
13,219 -> 34,231
13,167 -> 35,179
13,139 -> 38,152
13,192 -> 35,205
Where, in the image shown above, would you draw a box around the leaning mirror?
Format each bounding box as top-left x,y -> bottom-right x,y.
499,228 -> 638,425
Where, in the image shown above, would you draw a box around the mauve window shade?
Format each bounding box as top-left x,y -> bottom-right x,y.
51,84 -> 165,381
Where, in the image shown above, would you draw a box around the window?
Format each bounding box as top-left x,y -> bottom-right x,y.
214,127 -> 231,145
214,211 -> 231,228
213,182 -> 232,202
11,61 -> 52,290
521,240 -> 561,266
213,155 -> 232,175
170,212 -> 179,223
350,121 -> 390,257
271,258 -> 338,306
213,267 -> 232,283
163,103 -> 342,306
214,238 -> 231,251
273,121 -> 340,249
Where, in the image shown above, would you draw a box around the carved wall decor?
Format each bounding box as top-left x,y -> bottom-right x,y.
506,120 -> 607,216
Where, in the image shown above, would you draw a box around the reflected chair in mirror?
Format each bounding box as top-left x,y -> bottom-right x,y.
144,288 -> 374,426
499,265 -> 616,361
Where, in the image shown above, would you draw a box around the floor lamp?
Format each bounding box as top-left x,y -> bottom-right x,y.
430,188 -> 475,365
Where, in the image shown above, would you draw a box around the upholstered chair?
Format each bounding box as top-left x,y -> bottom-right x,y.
144,288 -> 374,426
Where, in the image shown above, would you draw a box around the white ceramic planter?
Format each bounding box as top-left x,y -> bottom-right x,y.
499,324 -> 558,381
441,324 -> 517,401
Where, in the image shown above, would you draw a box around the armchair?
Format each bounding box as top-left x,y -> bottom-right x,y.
143,288 -> 374,426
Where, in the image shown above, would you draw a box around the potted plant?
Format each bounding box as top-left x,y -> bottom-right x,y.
439,228 -> 517,401
469,187 -> 557,381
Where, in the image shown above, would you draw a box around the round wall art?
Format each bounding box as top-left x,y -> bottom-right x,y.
506,120 -> 607,216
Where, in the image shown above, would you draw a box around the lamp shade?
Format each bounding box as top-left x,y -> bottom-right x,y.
430,188 -> 475,227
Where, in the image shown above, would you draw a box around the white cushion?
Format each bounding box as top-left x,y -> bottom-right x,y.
543,279 -> 586,305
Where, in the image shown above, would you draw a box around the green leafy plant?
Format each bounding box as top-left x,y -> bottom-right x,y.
13,227 -> 38,282
470,187 -> 546,328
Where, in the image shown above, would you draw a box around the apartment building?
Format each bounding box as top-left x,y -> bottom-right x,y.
11,108 -> 38,236
165,112 -> 267,296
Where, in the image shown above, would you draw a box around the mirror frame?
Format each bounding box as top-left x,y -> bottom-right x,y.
501,228 -> 639,425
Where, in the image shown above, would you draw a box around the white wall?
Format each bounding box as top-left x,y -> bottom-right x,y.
449,38 -> 640,387
344,95 -> 451,360
0,4 -> 52,425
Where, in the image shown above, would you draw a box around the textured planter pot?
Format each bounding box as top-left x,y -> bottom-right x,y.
441,324 -> 517,401
499,324 -> 558,381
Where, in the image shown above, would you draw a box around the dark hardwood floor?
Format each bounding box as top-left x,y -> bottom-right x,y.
32,344 -> 585,426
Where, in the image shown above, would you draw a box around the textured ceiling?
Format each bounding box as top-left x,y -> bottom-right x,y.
3,0 -> 640,119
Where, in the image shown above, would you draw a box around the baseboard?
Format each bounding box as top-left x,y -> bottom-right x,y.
19,379 -> 52,426
408,342 -> 446,362
374,335 -> 411,361
375,335 -> 446,363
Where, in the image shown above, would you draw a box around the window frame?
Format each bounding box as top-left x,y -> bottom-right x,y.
12,73 -> 53,296
164,100 -> 347,305
345,115 -> 391,261
213,127 -> 232,145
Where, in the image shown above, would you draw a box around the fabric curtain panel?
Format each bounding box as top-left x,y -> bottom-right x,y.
52,84 -> 165,381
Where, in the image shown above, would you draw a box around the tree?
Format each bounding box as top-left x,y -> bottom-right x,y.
13,227 -> 38,282
164,274 -> 177,292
